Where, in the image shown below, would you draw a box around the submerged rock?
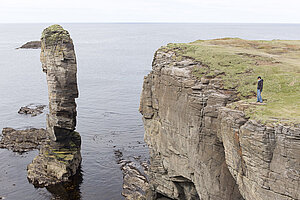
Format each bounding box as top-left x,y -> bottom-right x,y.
0,128 -> 47,152
18,104 -> 46,117
17,41 -> 41,49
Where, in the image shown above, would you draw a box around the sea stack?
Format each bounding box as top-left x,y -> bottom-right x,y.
27,25 -> 81,187
40,24 -> 79,142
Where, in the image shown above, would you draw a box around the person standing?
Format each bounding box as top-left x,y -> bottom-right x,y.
257,76 -> 263,103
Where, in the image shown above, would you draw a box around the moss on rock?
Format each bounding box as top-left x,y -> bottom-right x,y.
41,24 -> 71,46
42,131 -> 81,164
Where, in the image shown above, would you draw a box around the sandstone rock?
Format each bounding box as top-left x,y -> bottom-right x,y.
40,24 -> 78,142
140,48 -> 300,200
121,161 -> 150,200
114,149 -> 150,200
140,49 -> 242,200
27,24 -> 81,187
218,109 -> 300,200
0,128 -> 47,152
1,24 -> 81,188
18,104 -> 46,117
17,41 -> 41,49
27,131 -> 81,187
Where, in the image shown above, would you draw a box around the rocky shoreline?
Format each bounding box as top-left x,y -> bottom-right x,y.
27,24 -> 81,187
115,149 -> 150,200
18,104 -> 46,117
2,27 -> 300,200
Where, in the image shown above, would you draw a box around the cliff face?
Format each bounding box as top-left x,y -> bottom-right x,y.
218,108 -> 300,200
140,39 -> 300,200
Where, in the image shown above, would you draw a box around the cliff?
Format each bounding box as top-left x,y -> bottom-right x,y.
140,38 -> 300,200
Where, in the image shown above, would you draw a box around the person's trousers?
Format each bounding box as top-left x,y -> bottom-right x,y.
257,89 -> 263,103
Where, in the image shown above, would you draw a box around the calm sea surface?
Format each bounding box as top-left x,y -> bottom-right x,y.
0,23 -> 300,200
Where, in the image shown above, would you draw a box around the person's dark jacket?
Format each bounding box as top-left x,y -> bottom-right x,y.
257,79 -> 263,92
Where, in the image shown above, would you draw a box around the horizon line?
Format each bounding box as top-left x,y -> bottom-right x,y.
0,22 -> 300,25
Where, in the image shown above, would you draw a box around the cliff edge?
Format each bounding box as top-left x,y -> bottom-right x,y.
140,38 -> 300,200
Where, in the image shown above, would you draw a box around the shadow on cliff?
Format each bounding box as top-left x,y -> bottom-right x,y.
46,166 -> 83,200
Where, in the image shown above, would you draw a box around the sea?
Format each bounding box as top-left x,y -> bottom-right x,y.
0,23 -> 300,200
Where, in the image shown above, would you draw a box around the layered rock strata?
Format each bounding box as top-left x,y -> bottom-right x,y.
217,108 -> 300,200
27,131 -> 81,187
114,149 -> 151,200
27,25 -> 81,187
139,48 -> 300,199
40,24 -> 79,142
121,160 -> 150,200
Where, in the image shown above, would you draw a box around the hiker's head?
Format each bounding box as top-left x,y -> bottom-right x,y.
257,76 -> 261,80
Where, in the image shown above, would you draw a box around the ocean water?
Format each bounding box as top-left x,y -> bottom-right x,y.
0,23 -> 300,200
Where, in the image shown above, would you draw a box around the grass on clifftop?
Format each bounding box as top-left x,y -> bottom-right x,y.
161,38 -> 300,124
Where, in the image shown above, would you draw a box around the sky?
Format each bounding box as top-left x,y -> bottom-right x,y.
0,0 -> 299,23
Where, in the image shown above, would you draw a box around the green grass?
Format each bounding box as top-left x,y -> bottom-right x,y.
160,38 -> 300,124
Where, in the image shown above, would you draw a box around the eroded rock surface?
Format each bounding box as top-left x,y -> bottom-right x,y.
18,104 -> 46,117
218,108 -> 300,200
114,149 -> 151,200
139,48 -> 300,200
0,128 -> 47,152
40,24 -> 79,142
27,24 -> 81,187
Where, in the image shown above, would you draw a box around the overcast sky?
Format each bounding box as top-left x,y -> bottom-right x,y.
0,0 -> 299,23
